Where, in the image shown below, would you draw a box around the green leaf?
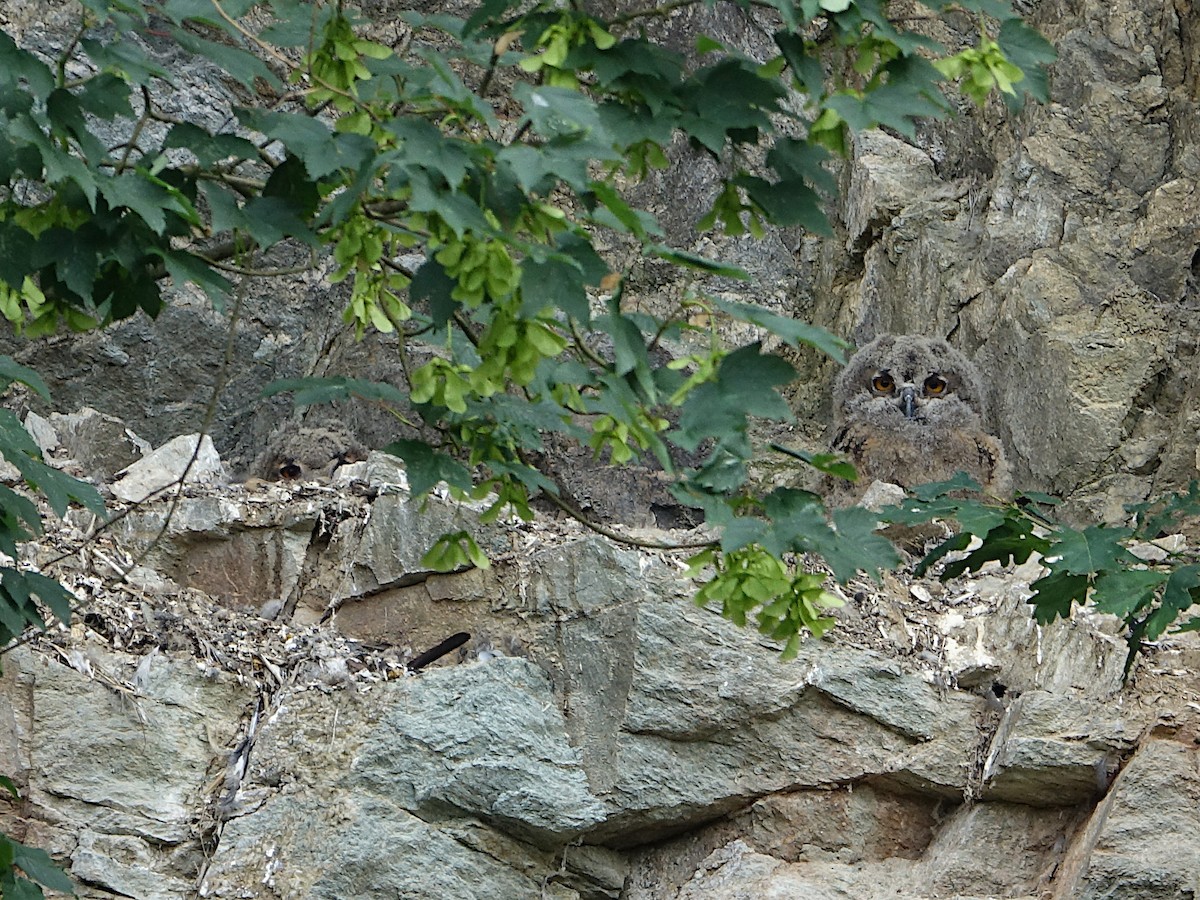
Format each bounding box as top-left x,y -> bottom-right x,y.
407,171 -> 491,236
385,119 -> 472,187
940,514 -> 1050,580
769,443 -> 856,481
775,33 -> 827,100
997,18 -> 1057,104
8,116 -> 98,206
263,375 -> 409,407
1090,569 -> 1168,619
826,57 -> 948,138
21,570 -> 76,625
162,123 -> 259,167
0,411 -> 104,517
720,516 -> 769,553
678,59 -> 785,155
588,182 -> 663,238
736,173 -> 830,234
821,505 -> 900,581
10,839 -> 75,893
583,38 -> 683,111
0,357 -> 50,400
0,485 -> 48,550
197,182 -> 246,236
1144,563 -> 1200,641
410,259 -> 459,328
714,299 -> 847,361
520,233 -> 607,322
462,0 -> 520,35
676,344 -> 795,448
648,246 -> 748,279
1027,569 -> 1090,624
98,172 -> 183,235
911,472 -> 983,500
516,84 -> 613,144
172,28 -> 281,90
382,439 -> 473,495
597,312 -> 648,378
913,531 -> 973,578
75,72 -> 134,119
80,35 -> 169,83
241,196 -> 317,247
521,256 -> 587,320
769,134 -> 836,188
241,111 -> 334,176
1054,525 -> 1135,575
262,154 -> 321,220
0,32 -> 54,95
30,227 -> 97,303
1127,480 -> 1200,540
0,775 -> 16,798
883,489 -> 1008,537
0,223 -> 37,290
46,88 -> 108,162
948,499 -> 1008,537
161,250 -> 234,308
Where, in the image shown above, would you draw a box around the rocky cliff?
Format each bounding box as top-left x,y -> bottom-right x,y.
0,436 -> 1197,899
2,0 -> 1200,897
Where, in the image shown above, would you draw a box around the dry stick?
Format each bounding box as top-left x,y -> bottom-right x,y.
534,483 -> 715,552
0,258 -> 252,658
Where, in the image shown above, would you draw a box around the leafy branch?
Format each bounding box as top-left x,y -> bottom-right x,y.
888,478 -> 1200,676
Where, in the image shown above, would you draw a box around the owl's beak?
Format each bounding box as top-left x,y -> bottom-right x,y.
899,385 -> 916,418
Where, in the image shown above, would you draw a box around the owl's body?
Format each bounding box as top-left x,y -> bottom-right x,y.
255,423 -> 367,482
828,335 -> 1010,506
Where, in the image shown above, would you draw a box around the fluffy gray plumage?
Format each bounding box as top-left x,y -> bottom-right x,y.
828,334 -> 1011,505
255,423 -> 366,482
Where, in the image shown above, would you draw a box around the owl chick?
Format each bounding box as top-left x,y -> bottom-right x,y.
827,334 -> 1011,506
254,423 -> 367,482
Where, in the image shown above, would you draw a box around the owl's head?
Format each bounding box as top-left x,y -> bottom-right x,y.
834,334 -> 986,428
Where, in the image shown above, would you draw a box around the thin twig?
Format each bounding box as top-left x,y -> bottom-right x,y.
538,487 -> 714,551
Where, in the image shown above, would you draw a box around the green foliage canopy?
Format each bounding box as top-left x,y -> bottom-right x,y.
0,0 -> 1057,664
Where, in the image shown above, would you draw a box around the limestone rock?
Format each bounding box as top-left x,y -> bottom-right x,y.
111,433 -> 226,502
1057,738 -> 1200,898
22,410 -> 58,456
48,406 -> 150,482
981,691 -> 1138,806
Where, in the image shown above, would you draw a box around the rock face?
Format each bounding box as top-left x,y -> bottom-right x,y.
2,0 -> 1200,898
2,457 -> 1199,899
804,0 -> 1200,519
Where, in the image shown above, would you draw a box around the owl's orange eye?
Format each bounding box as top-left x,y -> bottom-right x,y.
924,375 -> 947,395
871,373 -> 894,393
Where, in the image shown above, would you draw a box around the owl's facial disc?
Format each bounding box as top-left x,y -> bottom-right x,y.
867,368 -> 955,422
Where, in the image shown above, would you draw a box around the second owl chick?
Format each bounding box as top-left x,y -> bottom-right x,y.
254,423 -> 367,482
828,334 -> 1011,506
